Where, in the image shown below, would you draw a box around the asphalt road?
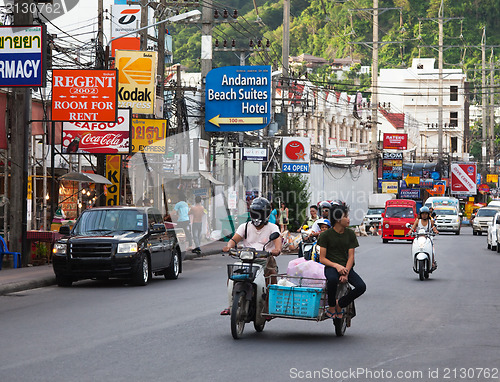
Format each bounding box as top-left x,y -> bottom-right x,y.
0,226 -> 499,382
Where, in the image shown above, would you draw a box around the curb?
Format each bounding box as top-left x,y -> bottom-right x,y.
0,276 -> 56,296
0,246 -> 222,296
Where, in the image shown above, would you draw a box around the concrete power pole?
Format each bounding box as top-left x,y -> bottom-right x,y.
482,27 -> 487,179
282,0 -> 290,136
490,50 -> 495,171
9,1 -> 33,263
371,0 -> 379,192
438,0 -> 443,171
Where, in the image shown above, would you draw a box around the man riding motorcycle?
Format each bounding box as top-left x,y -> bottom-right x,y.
220,197 -> 282,315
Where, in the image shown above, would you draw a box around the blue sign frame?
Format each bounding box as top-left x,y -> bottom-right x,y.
205,65 -> 271,132
282,163 -> 310,173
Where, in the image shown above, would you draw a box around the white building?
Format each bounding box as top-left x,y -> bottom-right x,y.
378,58 -> 468,161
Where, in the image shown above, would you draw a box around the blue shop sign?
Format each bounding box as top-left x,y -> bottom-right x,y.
400,188 -> 421,199
205,65 -> 271,132
282,163 -> 309,173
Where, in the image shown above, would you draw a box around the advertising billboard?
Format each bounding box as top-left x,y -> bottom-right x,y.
282,137 -> 310,173
131,118 -> 167,153
106,155 -> 121,206
205,65 -> 271,132
52,69 -> 118,122
116,50 -> 157,114
0,25 -> 46,87
383,133 -> 408,150
62,108 -> 131,154
451,162 -> 477,195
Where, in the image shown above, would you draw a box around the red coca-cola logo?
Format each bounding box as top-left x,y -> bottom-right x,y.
81,133 -> 124,147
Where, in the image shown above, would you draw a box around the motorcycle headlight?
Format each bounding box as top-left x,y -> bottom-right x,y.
239,250 -> 255,260
53,243 -> 67,255
117,242 -> 138,254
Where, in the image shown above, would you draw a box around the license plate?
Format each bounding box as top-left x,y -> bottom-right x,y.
394,229 -> 405,236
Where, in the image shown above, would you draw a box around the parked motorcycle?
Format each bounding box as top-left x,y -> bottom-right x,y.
226,232 -> 280,339
407,223 -> 436,281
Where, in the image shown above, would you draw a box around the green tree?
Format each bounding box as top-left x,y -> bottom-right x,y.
272,173 -> 311,231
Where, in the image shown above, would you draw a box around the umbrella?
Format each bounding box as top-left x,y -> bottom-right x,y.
59,172 -> 112,185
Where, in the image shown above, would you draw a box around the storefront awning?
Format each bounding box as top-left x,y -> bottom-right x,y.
59,172 -> 112,185
200,171 -> 224,185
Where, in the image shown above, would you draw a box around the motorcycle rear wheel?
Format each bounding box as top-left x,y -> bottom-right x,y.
231,291 -> 247,339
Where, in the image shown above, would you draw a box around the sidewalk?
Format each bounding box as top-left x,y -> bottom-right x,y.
0,240 -> 225,296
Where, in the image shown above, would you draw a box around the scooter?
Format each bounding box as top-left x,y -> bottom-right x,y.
298,226 -> 316,259
406,223 -> 436,281
226,232 -> 280,339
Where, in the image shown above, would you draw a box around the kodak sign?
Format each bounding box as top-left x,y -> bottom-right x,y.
116,50 -> 157,114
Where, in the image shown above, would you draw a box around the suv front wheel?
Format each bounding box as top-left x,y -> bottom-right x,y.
132,253 -> 150,286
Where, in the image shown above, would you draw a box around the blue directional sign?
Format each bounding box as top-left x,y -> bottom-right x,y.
205,65 -> 271,132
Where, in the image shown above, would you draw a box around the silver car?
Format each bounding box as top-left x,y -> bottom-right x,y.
472,207 -> 499,236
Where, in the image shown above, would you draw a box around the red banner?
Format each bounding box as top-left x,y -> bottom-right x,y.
383,133 -> 407,150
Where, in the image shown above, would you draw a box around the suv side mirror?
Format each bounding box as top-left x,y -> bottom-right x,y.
151,223 -> 166,233
59,225 -> 71,235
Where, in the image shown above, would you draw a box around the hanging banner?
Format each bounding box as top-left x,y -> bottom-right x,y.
62,108 -> 131,154
0,25 -> 46,87
106,155 -> 121,206
52,69 -> 118,122
131,118 -> 167,153
116,50 -> 157,114
451,162 -> 477,195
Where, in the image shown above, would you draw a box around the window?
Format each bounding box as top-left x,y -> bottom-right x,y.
450,86 -> 458,101
450,112 -> 458,127
451,137 -> 458,153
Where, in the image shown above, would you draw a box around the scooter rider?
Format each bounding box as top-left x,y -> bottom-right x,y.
220,197 -> 282,315
308,201 -> 332,239
318,202 -> 366,319
408,206 -> 438,269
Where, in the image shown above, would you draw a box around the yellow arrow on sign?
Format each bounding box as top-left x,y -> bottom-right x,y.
209,115 -> 264,127
405,174 -> 420,185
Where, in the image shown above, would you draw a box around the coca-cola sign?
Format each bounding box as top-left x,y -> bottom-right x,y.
62,108 -> 131,154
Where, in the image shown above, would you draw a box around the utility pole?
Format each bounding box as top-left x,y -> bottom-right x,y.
96,0 -> 106,206
490,49 -> 495,172
8,1 -> 33,263
438,0 -> 443,173
157,0 -> 167,117
371,0 -> 379,193
482,27 -> 487,179
282,0 -> 290,135
140,0 -> 148,50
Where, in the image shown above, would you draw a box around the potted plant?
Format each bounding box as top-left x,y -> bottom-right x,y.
33,242 -> 49,265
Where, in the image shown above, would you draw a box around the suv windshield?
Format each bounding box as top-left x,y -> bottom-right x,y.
385,207 -> 414,218
73,209 -> 146,235
367,208 -> 384,215
476,209 -> 498,217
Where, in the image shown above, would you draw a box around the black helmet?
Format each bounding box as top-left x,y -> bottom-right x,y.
330,201 -> 349,222
249,197 -> 271,226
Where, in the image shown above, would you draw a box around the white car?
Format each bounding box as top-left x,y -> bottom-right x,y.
487,211 -> 500,251
433,206 -> 461,235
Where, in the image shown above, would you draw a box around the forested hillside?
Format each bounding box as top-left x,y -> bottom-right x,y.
170,0 -> 500,78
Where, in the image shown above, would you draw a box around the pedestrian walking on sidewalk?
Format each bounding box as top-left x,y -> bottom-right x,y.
174,191 -> 193,250
189,196 -> 205,254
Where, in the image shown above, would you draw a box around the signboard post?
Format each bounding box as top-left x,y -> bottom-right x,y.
205,65 -> 271,132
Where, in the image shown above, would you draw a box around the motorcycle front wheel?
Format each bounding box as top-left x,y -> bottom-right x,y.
231,291 -> 248,339
418,260 -> 426,281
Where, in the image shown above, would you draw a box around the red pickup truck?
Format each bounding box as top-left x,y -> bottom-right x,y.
381,199 -> 416,243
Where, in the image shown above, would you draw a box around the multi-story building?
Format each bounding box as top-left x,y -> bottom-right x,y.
378,58 -> 468,162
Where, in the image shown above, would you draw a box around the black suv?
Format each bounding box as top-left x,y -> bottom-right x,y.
52,206 -> 182,287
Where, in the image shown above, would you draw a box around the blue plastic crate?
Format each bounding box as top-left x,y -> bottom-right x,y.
268,285 -> 323,318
